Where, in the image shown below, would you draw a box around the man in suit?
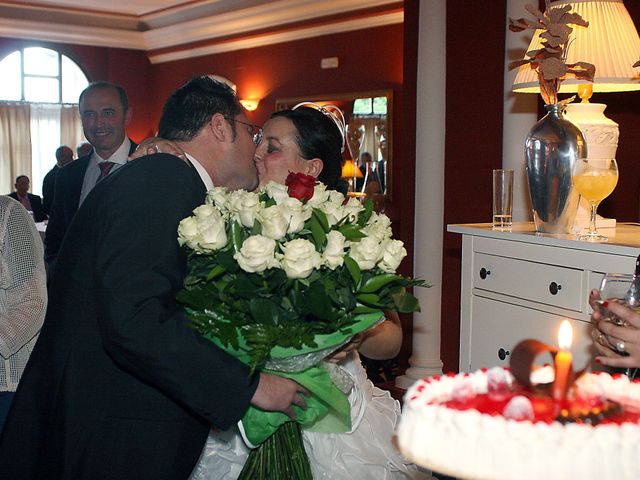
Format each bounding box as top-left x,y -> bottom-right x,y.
41,145 -> 74,218
0,76 -> 306,478
7,175 -> 46,222
45,81 -> 138,269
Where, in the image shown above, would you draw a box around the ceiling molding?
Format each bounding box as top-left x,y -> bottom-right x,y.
0,0 -> 402,60
148,10 -> 403,64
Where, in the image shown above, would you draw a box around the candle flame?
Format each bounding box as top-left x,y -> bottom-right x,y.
558,320 -> 573,350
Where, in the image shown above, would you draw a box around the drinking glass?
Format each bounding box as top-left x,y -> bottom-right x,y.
598,273 -> 639,377
571,158 -> 618,241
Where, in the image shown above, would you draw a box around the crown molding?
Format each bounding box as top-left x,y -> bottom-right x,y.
148,10 -> 403,64
0,0 -> 402,59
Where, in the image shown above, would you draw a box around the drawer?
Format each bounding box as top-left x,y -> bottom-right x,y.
473,252 -> 583,311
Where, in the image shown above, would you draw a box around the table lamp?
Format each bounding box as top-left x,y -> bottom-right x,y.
341,159 -> 364,196
512,0 -> 640,230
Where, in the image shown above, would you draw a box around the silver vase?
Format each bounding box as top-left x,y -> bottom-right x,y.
525,104 -> 586,233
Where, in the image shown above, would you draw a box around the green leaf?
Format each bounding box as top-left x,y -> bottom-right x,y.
231,221 -> 243,253
206,264 -> 226,281
308,214 -> 327,249
312,208 -> 330,232
391,289 -> 422,313
343,255 -> 361,287
359,273 -> 402,293
356,293 -> 384,308
337,223 -> 366,240
358,198 -> 374,226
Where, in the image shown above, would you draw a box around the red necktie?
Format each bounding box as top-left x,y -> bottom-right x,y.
97,161 -> 115,181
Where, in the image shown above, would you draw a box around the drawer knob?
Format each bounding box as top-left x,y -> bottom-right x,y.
549,282 -> 562,295
498,348 -> 510,360
479,267 -> 491,279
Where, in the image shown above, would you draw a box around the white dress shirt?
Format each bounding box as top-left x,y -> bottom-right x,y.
79,138 -> 132,205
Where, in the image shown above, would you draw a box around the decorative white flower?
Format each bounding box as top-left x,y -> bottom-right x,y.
206,187 -> 230,216
378,239 -> 407,273
307,183 -> 330,206
279,197 -> 312,234
279,238 -> 323,279
234,235 -> 278,273
178,205 -> 227,253
323,230 -> 346,270
348,236 -> 384,271
327,189 -> 346,205
342,197 -> 364,222
317,201 -> 345,227
228,190 -> 261,228
263,181 -> 290,204
363,212 -> 393,242
260,205 -> 289,240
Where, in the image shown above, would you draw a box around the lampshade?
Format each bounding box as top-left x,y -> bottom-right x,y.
239,99 -> 260,111
512,0 -> 640,94
341,159 -> 364,179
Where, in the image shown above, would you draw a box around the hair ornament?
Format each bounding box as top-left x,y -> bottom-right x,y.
292,102 -> 347,154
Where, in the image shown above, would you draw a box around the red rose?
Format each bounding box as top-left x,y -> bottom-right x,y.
285,172 -> 316,202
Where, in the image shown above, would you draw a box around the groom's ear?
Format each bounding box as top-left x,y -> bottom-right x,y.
209,113 -> 231,142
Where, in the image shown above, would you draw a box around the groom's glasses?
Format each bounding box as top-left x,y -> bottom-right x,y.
226,117 -> 263,146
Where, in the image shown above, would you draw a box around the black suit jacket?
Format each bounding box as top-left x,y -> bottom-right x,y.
7,192 -> 46,222
0,154 -> 259,479
45,141 -> 137,267
41,164 -> 60,217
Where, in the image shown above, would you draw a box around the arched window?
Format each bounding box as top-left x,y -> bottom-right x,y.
0,47 -> 89,198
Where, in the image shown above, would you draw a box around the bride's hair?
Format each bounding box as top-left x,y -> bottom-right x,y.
270,104 -> 346,192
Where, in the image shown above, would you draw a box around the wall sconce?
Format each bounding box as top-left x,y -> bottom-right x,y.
240,99 -> 260,111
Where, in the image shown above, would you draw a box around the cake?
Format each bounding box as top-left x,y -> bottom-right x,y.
396,367 -> 640,480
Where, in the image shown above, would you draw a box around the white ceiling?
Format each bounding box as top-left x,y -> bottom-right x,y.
0,0 -> 403,63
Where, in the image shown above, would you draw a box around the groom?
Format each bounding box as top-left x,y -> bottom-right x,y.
0,77 -> 306,479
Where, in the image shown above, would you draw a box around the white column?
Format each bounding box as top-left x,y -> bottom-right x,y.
502,0 -> 538,221
396,0 -> 446,389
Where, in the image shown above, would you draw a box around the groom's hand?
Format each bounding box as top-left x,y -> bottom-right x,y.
251,373 -> 309,419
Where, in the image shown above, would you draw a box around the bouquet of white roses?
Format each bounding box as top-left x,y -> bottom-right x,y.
176,172 -> 424,479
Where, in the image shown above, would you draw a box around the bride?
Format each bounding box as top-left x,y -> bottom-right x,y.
135,103 -> 431,479
190,103 -> 430,480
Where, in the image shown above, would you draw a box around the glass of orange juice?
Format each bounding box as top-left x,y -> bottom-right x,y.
571,158 -> 618,241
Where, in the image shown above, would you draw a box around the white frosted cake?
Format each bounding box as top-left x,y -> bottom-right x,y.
396,367 -> 640,480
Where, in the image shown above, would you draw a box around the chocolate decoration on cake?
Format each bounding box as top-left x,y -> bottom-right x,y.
509,338 -> 587,395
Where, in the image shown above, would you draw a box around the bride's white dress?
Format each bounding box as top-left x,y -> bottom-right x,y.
189,352 -> 432,479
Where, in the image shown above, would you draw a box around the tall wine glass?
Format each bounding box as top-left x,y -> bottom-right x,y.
571,158 -> 618,241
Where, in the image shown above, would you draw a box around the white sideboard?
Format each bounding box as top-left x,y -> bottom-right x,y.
448,223 -> 640,373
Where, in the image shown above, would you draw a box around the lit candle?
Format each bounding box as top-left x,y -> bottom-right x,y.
552,320 -> 573,402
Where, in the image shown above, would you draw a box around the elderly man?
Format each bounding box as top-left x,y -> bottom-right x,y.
41,145 -> 74,218
7,175 -> 46,222
45,81 -> 137,269
0,76 -> 305,479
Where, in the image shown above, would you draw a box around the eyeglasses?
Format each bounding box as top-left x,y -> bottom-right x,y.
226,117 -> 263,146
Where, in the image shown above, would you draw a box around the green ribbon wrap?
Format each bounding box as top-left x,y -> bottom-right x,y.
203,311 -> 383,447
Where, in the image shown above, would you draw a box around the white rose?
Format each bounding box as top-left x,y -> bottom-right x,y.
348,236 -> 383,271
196,209 -> 228,252
279,197 -> 312,234
279,238 -> 323,279
323,230 -> 346,270
206,187 -> 230,215
259,205 -> 288,240
192,204 -> 218,219
327,189 -> 346,205
263,181 -> 290,204
342,197 -> 364,222
318,201 -> 344,227
378,239 -> 407,273
177,216 -> 199,247
363,212 -> 393,242
228,190 -> 261,227
307,183 -> 330,206
234,235 -> 278,273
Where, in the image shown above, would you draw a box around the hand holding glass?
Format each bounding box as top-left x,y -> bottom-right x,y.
571,158 -> 618,241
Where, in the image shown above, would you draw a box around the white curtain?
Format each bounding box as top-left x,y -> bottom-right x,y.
30,103 -> 61,197
0,103 -> 31,195
60,104 -> 85,156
